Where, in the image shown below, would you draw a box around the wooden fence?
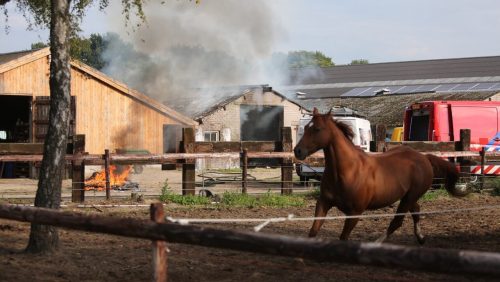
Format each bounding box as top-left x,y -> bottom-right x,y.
1,128 -> 498,202
1,203 -> 499,280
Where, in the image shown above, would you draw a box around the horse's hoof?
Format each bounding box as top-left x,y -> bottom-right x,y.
417,236 -> 426,245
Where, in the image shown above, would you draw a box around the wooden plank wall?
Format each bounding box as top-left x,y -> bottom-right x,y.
1,55 -> 183,154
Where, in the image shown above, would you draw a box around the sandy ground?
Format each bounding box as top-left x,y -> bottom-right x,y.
0,165 -> 298,201
0,193 -> 499,281
1,167 -> 499,281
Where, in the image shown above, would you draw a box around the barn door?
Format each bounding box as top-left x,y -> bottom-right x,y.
33,96 -> 76,145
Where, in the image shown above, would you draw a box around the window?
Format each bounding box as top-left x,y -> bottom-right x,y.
204,131 -> 219,142
0,131 -> 6,140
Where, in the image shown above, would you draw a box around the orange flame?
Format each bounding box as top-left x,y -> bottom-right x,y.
84,165 -> 132,191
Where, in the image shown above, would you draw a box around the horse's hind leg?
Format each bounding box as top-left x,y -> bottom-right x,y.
309,197 -> 333,237
410,202 -> 425,245
376,199 -> 412,243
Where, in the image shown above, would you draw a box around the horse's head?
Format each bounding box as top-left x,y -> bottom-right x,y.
294,108 -> 333,160
294,107 -> 355,160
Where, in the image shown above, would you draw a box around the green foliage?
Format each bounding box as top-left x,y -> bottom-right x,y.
32,33 -> 106,69
159,179 -> 211,205
286,50 -> 334,68
350,59 -> 369,65
70,33 -> 106,69
31,41 -> 49,49
420,189 -> 449,201
1,0 -> 148,32
220,191 -> 305,208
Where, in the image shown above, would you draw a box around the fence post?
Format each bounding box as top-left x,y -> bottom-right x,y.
281,127 -> 293,195
182,128 -> 196,195
480,146 -> 485,190
374,124 -> 387,152
71,134 -> 86,203
458,129 -> 471,183
150,203 -> 168,281
104,149 -> 111,200
241,149 -> 248,194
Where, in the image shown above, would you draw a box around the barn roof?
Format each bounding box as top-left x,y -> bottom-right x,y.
0,48 -> 196,126
169,85 -> 307,121
294,91 -> 498,127
275,55 -> 500,126
280,55 -> 500,99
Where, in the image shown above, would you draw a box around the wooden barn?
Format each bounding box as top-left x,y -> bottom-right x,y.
0,48 -> 196,177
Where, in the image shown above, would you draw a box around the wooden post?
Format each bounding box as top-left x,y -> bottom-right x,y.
241,149 -> 248,194
104,149 -> 111,200
480,147 -> 486,190
281,127 -> 293,195
150,203 -> 167,281
458,129 -> 471,183
375,124 -> 387,152
71,135 -> 85,203
182,128 -> 196,195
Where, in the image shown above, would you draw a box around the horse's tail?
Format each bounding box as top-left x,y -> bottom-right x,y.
426,154 -> 467,197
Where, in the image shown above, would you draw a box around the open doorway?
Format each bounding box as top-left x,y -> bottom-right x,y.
0,95 -> 32,178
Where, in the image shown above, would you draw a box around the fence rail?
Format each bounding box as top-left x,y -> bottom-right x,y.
1,203 -> 499,278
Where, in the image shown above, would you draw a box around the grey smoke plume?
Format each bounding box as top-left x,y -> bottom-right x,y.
101,1 -> 290,106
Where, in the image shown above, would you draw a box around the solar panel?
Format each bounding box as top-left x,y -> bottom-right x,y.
451,83 -> 476,91
358,87 -> 378,97
387,85 -> 405,93
470,82 -> 497,90
489,83 -> 500,91
341,87 -> 372,97
394,85 -> 421,94
414,84 -> 439,92
434,84 -> 457,92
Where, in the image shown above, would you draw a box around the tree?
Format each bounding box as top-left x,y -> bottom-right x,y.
350,59 -> 369,65
0,0 -> 149,254
32,33 -> 107,70
286,50 -> 334,68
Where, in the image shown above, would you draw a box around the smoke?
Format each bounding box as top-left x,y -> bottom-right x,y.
100,1 -> 290,107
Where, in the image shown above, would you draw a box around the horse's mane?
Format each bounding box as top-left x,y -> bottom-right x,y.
333,119 -> 355,141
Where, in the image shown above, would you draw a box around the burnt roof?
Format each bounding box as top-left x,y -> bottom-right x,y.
169,85 -> 306,120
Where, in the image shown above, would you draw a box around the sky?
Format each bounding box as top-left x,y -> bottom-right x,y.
0,0 -> 499,65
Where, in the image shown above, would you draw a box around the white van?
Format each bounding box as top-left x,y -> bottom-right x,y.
296,115 -> 372,180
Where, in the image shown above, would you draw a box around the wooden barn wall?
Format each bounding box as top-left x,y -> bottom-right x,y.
0,56 -> 50,96
1,56 -> 180,155
71,68 -> 178,154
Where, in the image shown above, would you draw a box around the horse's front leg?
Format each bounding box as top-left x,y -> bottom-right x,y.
309,197 -> 333,237
339,212 -> 361,240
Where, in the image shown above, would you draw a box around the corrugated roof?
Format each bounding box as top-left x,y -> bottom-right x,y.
287,55 -> 500,85
294,91 -> 498,127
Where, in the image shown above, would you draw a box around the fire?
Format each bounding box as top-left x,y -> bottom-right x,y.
84,165 -> 133,191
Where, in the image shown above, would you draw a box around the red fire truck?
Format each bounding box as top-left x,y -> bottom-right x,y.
403,100 -> 500,175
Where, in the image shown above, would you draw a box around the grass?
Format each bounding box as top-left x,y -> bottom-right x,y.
159,179 -> 307,207
159,179 -> 211,205
420,188 -> 450,201
220,191 -> 306,208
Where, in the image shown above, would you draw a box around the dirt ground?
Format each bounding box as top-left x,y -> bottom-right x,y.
0,190 -> 499,281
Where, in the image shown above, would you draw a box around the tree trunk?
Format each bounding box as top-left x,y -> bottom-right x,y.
26,0 -> 71,253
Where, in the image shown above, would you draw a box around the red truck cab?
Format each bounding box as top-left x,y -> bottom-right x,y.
404,100 -> 500,146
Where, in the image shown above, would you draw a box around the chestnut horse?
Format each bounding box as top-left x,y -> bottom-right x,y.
294,108 -> 463,244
